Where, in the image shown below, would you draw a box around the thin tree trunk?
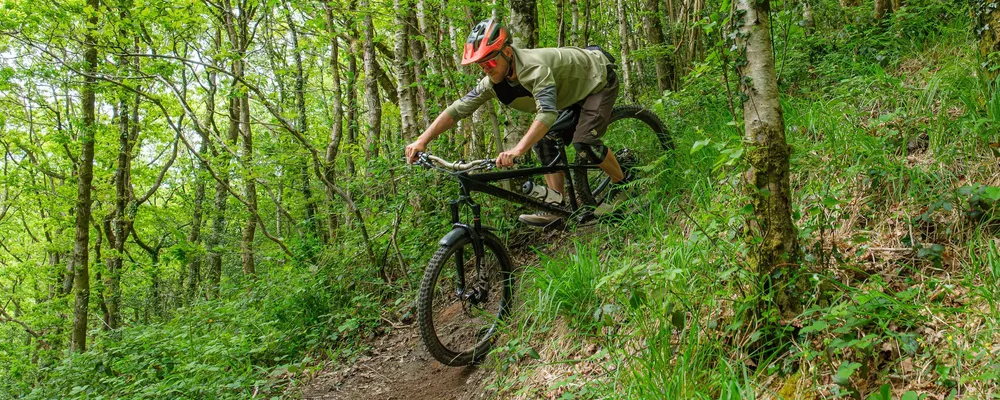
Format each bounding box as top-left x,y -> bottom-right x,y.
223,0 -> 257,276
616,0 -> 635,102
346,34 -> 360,177
239,93 -> 256,276
362,0 -> 382,163
557,0 -> 566,47
581,0 -> 592,45
570,0 -> 580,46
735,0 -> 801,319
977,0 -> 1000,79
204,25 -> 228,297
323,0 -> 344,241
408,9 -> 429,127
71,0 -> 100,353
643,0 -> 675,93
395,0 -> 417,140
186,156 -> 206,300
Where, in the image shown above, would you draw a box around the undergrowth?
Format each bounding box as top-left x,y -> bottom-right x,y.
10,253 -> 384,399
486,1 -> 1000,398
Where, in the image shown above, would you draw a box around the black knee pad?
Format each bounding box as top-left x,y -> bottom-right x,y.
573,142 -> 608,164
533,138 -> 560,166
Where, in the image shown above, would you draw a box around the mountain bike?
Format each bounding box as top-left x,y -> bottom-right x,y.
412,105 -> 671,366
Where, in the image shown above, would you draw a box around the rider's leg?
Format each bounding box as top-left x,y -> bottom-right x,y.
544,172 -> 565,194
598,148 -> 624,182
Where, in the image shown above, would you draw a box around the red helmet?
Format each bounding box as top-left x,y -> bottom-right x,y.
461,19 -> 510,66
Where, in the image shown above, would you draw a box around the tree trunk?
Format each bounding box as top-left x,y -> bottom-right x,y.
510,0 -> 539,48
347,34 -> 360,177
874,0 -> 892,19
205,27 -> 229,297
362,0 -> 382,163
186,61 -> 213,300
581,0 -> 592,46
643,0 -> 675,93
557,0 -> 566,47
408,9 -> 429,127
186,149 -> 206,301
395,0 -> 417,140
71,0 -> 100,353
735,0 -> 801,319
239,94 -> 256,276
222,1 -> 257,276
977,0 -> 1000,78
570,0 -> 580,46
802,1 -> 815,35
616,0 -> 635,102
322,0 -> 344,241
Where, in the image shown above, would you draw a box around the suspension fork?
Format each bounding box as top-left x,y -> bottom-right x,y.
449,199 -> 486,298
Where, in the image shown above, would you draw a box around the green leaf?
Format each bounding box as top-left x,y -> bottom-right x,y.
800,320 -> 829,334
983,186 -> 1000,201
901,391 -> 919,400
526,347 -> 540,360
834,361 -> 862,385
337,318 -> 359,333
691,139 -> 711,154
671,309 -> 685,330
822,196 -> 840,208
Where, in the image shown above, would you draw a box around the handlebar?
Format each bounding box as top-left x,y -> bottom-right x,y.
415,152 -> 496,172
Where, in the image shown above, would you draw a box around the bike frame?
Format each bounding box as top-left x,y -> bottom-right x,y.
440,142 -> 601,301
446,142 -> 603,225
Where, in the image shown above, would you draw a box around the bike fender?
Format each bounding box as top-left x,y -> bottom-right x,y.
438,226 -> 496,247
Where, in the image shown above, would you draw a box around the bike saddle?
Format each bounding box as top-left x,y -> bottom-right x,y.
548,107 -> 580,135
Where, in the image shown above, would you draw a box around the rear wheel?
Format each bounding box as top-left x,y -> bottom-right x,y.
572,105 -> 672,207
417,231 -> 513,366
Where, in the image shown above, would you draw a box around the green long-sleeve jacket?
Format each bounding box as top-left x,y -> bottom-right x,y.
442,46 -> 610,128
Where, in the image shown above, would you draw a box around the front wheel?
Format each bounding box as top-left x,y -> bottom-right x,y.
573,105 -> 672,208
417,230 -> 514,366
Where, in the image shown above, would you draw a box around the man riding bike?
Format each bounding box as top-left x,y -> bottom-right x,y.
404,19 -> 628,227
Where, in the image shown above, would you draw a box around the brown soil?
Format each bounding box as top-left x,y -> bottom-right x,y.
298,323 -> 493,400
298,227 -> 568,400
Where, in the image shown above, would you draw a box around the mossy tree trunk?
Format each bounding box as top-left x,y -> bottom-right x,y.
874,0 -> 893,20
643,0 -> 675,93
71,0 -> 100,353
976,0 -> 1000,77
735,0 -> 803,320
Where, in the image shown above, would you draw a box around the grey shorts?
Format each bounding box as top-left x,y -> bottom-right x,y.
533,67 -> 619,165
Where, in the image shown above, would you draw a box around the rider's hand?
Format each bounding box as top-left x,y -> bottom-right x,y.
495,148 -> 525,168
405,141 -> 427,164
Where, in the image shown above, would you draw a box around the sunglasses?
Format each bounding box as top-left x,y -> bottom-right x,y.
478,53 -> 501,71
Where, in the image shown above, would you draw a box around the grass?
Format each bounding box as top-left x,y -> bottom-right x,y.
482,4 -> 1000,399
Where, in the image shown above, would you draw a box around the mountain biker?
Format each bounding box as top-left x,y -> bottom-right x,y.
404,19 -> 628,227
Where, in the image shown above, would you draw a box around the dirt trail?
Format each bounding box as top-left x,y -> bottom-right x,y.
299,323 -> 493,400
299,229 -> 564,400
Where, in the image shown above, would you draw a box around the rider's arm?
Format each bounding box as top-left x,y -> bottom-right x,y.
443,77 -> 496,122
406,112 -> 455,162
496,119 -> 550,167
407,78 -> 495,162
512,119 -> 550,155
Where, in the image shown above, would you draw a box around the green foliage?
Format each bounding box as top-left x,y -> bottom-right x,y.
19,263 -> 380,399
